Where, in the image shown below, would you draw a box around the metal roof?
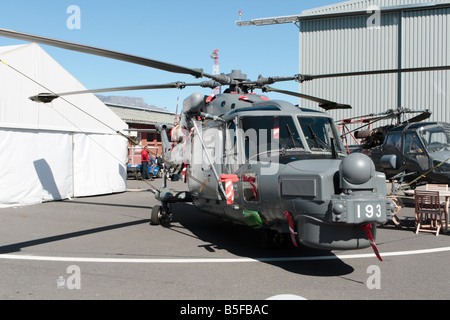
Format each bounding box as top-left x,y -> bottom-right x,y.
106,103 -> 175,126
304,0 -> 450,14
236,0 -> 450,26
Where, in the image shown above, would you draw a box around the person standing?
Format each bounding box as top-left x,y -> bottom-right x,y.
148,152 -> 155,181
141,146 -> 150,180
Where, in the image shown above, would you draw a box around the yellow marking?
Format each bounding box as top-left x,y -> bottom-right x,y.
199,179 -> 208,193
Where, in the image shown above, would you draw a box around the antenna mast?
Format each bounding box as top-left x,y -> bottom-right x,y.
210,49 -> 220,95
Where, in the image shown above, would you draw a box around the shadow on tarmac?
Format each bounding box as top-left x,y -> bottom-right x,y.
0,190 -> 354,277
163,202 -> 355,277
0,219 -> 150,255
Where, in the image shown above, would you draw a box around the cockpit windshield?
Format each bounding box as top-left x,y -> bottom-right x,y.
298,116 -> 344,153
418,125 -> 450,153
240,116 -> 304,160
239,115 -> 345,161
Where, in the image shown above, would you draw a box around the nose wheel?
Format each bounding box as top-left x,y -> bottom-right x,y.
151,203 -> 172,225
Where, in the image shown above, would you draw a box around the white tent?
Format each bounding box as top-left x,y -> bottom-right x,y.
0,43 -> 129,208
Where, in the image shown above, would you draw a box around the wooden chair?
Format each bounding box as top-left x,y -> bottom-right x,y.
425,184 -> 449,231
414,190 -> 446,236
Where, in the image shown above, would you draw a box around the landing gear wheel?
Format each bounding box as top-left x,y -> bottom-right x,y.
151,205 -> 162,225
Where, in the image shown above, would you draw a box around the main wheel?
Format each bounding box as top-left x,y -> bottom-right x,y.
151,205 -> 162,225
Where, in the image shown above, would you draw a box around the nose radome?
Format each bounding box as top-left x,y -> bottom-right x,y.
340,153 -> 374,185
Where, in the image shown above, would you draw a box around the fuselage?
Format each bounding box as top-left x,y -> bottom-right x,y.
164,92 -> 394,251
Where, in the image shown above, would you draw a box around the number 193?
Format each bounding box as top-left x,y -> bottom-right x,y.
357,204 -> 382,219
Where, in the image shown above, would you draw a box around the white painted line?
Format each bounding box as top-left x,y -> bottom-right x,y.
1,246 -> 450,264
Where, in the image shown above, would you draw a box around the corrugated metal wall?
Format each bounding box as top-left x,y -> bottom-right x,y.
401,7 -> 450,122
298,1 -> 450,127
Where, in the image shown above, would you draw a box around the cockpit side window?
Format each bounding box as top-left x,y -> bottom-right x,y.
224,120 -> 239,173
384,133 -> 402,152
404,132 -> 425,155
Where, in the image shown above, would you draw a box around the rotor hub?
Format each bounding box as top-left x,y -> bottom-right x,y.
227,69 -> 247,82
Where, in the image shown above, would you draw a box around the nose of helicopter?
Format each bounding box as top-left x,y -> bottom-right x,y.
270,153 -> 391,251
276,153 -> 377,200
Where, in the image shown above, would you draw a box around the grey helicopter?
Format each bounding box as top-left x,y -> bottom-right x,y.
1,28 -> 450,259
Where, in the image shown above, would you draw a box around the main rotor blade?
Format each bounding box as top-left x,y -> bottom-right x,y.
28,81 -> 220,103
337,111 -> 396,124
402,111 -> 432,125
263,86 -> 352,111
299,65 -> 450,81
339,113 -> 396,137
59,83 -> 188,96
0,28 -> 213,79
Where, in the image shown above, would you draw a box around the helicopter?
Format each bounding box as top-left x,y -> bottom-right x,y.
368,121 -> 450,186
337,107 -> 432,152
1,28 -> 450,257
337,108 -> 450,186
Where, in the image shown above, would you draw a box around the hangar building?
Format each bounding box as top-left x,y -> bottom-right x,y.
238,0 -> 450,126
0,43 -> 129,208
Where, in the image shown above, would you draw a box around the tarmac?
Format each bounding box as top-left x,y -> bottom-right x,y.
0,177 -> 449,301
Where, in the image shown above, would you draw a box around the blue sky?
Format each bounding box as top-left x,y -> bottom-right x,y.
0,0 -> 338,112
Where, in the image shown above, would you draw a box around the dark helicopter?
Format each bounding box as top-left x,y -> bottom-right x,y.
1,27 -> 450,257
338,108 -> 450,186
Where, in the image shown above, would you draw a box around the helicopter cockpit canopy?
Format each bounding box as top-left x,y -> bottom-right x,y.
230,111 -> 346,164
418,124 -> 450,154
